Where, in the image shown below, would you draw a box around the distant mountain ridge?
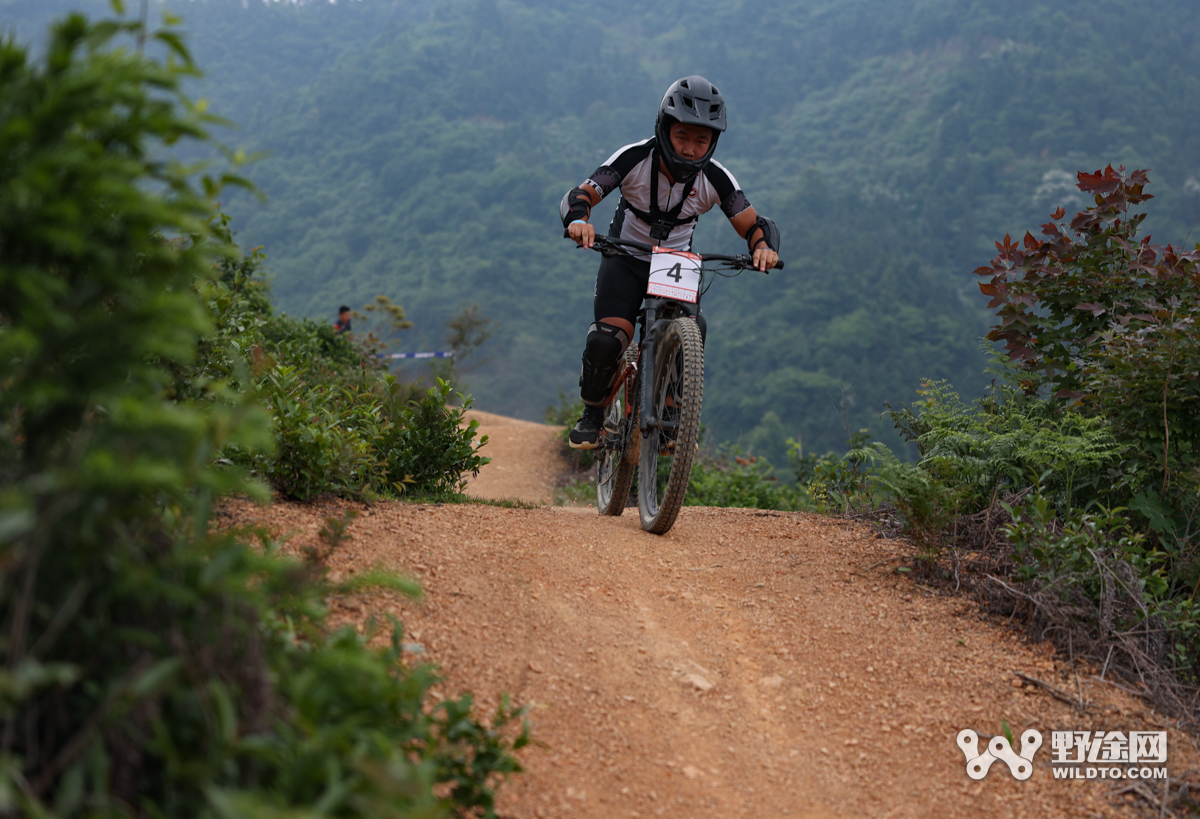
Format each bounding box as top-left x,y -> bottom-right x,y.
7,0 -> 1198,458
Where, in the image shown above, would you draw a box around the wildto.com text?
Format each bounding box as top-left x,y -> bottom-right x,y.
958,728 -> 1168,781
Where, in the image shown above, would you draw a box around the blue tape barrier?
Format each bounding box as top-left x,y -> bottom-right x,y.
380,351 -> 456,360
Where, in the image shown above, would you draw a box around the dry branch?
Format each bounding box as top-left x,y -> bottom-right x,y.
1015,671 -> 1085,709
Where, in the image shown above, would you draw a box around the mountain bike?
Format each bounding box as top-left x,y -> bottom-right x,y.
567,232 -> 785,534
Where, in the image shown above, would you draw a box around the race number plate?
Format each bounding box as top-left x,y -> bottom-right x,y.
646,247 -> 702,303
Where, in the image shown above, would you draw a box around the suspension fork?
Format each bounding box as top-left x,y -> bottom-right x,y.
639,304 -> 660,438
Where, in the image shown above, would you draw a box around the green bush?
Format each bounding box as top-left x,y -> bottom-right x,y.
871,461 -> 966,555
235,344 -> 488,501
1006,497 -> 1164,602
375,378 -> 491,495
888,376 -> 1124,514
879,373 -> 1133,564
1003,497 -> 1200,675
0,10 -> 523,818
247,364 -> 381,499
788,429 -> 894,515
977,166 -> 1200,539
682,430 -> 908,515
1082,303 -> 1200,552
681,437 -> 811,506
871,168 -> 1200,705
553,476 -> 595,507
685,446 -> 806,511
184,219 -> 488,502
260,312 -> 372,383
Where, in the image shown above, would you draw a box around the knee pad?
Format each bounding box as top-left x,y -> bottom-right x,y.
579,322 -> 630,405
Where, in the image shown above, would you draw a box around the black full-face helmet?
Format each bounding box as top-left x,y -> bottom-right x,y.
655,75 -> 727,183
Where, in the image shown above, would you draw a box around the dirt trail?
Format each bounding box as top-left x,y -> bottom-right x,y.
224,414 -> 1198,818
461,410 -> 565,504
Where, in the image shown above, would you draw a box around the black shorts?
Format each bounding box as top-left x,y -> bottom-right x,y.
593,253 -> 706,340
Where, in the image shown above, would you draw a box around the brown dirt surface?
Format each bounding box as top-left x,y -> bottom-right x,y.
461,410 -> 564,504
221,415 -> 1200,819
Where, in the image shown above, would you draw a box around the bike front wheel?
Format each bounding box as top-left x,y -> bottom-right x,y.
638,317 -> 703,534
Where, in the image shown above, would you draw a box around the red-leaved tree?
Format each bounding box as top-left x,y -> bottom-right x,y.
977,166 -> 1200,528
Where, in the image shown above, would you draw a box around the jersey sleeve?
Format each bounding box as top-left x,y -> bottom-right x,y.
583,138 -> 654,198
705,160 -> 752,219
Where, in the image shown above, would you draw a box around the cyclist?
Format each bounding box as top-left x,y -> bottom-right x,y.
561,75 -> 780,449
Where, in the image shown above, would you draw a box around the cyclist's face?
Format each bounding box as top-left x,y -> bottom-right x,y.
668,122 -> 713,160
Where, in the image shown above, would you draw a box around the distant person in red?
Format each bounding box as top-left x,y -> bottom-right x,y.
334,305 -> 352,334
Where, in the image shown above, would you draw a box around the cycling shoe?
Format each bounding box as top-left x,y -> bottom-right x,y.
568,404 -> 606,450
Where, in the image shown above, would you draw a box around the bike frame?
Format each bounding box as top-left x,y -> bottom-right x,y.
598,295 -> 698,451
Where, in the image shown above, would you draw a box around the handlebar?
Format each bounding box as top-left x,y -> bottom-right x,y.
562,230 -> 785,271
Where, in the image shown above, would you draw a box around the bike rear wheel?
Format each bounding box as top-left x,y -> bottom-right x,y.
638,317 -> 703,534
596,375 -> 637,516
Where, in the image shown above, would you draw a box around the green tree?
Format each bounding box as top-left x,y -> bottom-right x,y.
977,166 -> 1200,551
0,9 -> 522,817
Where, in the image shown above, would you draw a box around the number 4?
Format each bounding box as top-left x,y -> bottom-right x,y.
666,262 -> 682,282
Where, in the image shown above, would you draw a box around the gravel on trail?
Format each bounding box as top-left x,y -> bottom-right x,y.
220,414 -> 1199,819
460,410 -> 565,504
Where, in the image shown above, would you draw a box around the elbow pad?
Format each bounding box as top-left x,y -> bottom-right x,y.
747,215 -> 780,253
560,187 -> 593,228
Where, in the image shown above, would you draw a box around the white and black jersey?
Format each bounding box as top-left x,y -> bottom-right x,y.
583,137 -> 751,255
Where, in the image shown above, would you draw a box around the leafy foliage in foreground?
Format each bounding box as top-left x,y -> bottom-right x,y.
0,11 -> 521,818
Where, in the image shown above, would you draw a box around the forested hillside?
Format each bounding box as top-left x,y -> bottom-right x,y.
8,0 -> 1199,457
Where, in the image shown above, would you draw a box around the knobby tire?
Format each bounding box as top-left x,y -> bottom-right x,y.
638,318 -> 703,534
